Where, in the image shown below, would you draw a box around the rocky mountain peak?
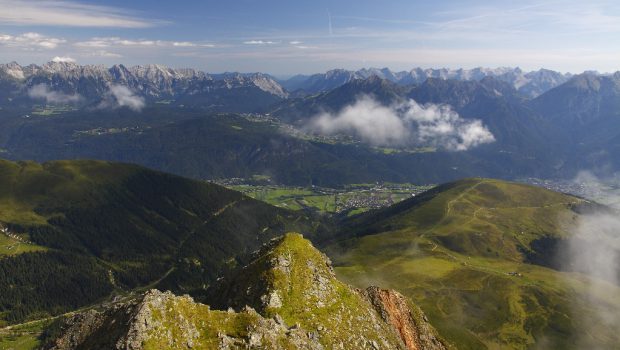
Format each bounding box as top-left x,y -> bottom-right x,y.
47,233 -> 449,350
0,61 -> 25,80
0,61 -> 289,109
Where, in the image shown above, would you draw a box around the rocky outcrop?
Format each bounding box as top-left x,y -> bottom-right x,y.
48,290 -> 324,350
47,233 -> 450,350
364,287 -> 448,350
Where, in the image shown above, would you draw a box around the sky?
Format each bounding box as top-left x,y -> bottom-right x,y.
0,0 -> 619,76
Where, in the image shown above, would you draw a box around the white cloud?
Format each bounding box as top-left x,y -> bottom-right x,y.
116,39 -> 160,47
106,84 -> 145,112
75,37 -> 213,49
307,95 -> 495,150
309,96 -> 408,146
402,99 -> 496,151
51,56 -> 75,63
88,51 -> 123,58
173,41 -> 196,47
243,40 -> 279,45
173,41 -> 215,48
28,84 -> 81,104
0,32 -> 66,49
289,41 -> 303,45
559,172 -> 620,344
0,0 -> 160,28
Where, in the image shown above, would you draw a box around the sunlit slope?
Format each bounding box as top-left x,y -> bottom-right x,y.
327,178 -> 620,349
0,159 -> 326,325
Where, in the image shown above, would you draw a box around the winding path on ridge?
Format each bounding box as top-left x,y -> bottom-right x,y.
147,199 -> 242,288
0,199 -> 243,333
420,180 -> 581,276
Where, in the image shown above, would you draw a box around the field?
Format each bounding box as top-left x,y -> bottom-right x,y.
0,319 -> 50,350
30,105 -> 77,117
326,179 -> 620,349
0,233 -> 45,256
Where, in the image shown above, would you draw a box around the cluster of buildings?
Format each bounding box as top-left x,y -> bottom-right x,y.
337,195 -> 395,212
522,177 -> 613,200
0,223 -> 32,245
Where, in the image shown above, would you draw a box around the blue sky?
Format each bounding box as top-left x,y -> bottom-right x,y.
0,0 -> 619,75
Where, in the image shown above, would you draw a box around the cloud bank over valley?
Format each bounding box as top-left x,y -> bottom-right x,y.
307,95 -> 495,151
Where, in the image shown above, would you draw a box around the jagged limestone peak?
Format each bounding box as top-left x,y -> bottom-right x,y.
207,233 -> 408,349
48,233 -> 449,350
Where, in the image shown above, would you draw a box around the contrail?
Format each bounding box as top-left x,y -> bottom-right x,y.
327,9 -> 333,35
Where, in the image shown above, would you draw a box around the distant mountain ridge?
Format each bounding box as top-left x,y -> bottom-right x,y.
0,61 -> 288,111
280,66 -> 573,98
0,62 -> 577,111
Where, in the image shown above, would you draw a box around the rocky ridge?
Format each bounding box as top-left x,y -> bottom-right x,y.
47,233 -> 449,350
280,67 -> 573,97
0,61 -> 288,107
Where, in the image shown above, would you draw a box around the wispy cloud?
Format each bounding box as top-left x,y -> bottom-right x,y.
75,37 -> 214,49
243,40 -> 279,45
0,0 -> 162,28
0,32 -> 66,49
558,171 -> 620,347
173,41 -> 214,48
75,37 -> 161,47
83,50 -> 123,58
438,1 -> 620,32
327,9 -> 333,35
28,84 -> 81,104
100,85 -> 145,112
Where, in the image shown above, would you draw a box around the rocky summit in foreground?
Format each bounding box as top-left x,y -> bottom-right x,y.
47,233 -> 449,350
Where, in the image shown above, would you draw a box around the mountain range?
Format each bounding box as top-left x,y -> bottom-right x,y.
2,61 -> 620,185
0,62 -> 582,110
0,61 -> 287,112
279,66 -> 573,98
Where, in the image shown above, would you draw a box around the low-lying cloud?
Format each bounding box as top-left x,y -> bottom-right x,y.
28,84 -> 81,104
105,84 -> 145,112
557,172 -> 620,346
306,95 -> 495,151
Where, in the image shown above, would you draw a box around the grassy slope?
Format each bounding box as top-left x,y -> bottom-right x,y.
198,233 -> 407,349
327,178 -> 620,349
0,159 -> 328,325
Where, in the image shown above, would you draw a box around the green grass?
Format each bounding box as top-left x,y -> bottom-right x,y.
0,331 -> 41,350
204,233 -> 408,349
30,105 -> 77,116
0,234 -> 46,256
0,319 -> 50,350
327,178 -> 620,349
0,159 -> 137,226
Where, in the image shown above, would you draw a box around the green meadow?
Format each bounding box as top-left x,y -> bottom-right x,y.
327,179 -> 620,349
